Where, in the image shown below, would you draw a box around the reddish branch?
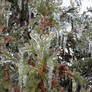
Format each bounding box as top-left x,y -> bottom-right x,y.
4,65 -> 10,82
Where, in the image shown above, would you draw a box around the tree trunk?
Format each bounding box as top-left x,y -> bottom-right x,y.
20,0 -> 29,26
67,79 -> 72,92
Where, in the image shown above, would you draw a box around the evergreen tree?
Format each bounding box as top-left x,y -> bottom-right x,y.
0,0 -> 92,92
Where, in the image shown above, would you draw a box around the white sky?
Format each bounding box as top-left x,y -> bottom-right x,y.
62,0 -> 92,14
60,0 -> 92,32
80,0 -> 92,13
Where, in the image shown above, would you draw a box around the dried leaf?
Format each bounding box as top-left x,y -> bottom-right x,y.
60,88 -> 64,92
0,28 -> 2,33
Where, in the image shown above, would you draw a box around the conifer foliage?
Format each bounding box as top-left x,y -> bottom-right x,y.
0,0 -> 92,92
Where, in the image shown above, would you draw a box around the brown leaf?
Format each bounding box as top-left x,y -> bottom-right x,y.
60,88 -> 64,92
29,59 -> 35,67
0,28 -> 2,33
14,87 -> 20,92
52,79 -> 58,88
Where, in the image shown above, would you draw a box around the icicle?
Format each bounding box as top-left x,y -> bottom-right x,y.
75,80 -> 81,92
18,0 -> 22,10
28,7 -> 32,23
88,41 -> 92,57
48,67 -> 53,90
23,75 -> 27,87
6,15 -> 9,27
59,29 -> 63,48
17,49 -> 24,91
18,62 -> 23,90
63,35 -> 66,51
17,48 -> 28,91
56,30 -> 59,47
